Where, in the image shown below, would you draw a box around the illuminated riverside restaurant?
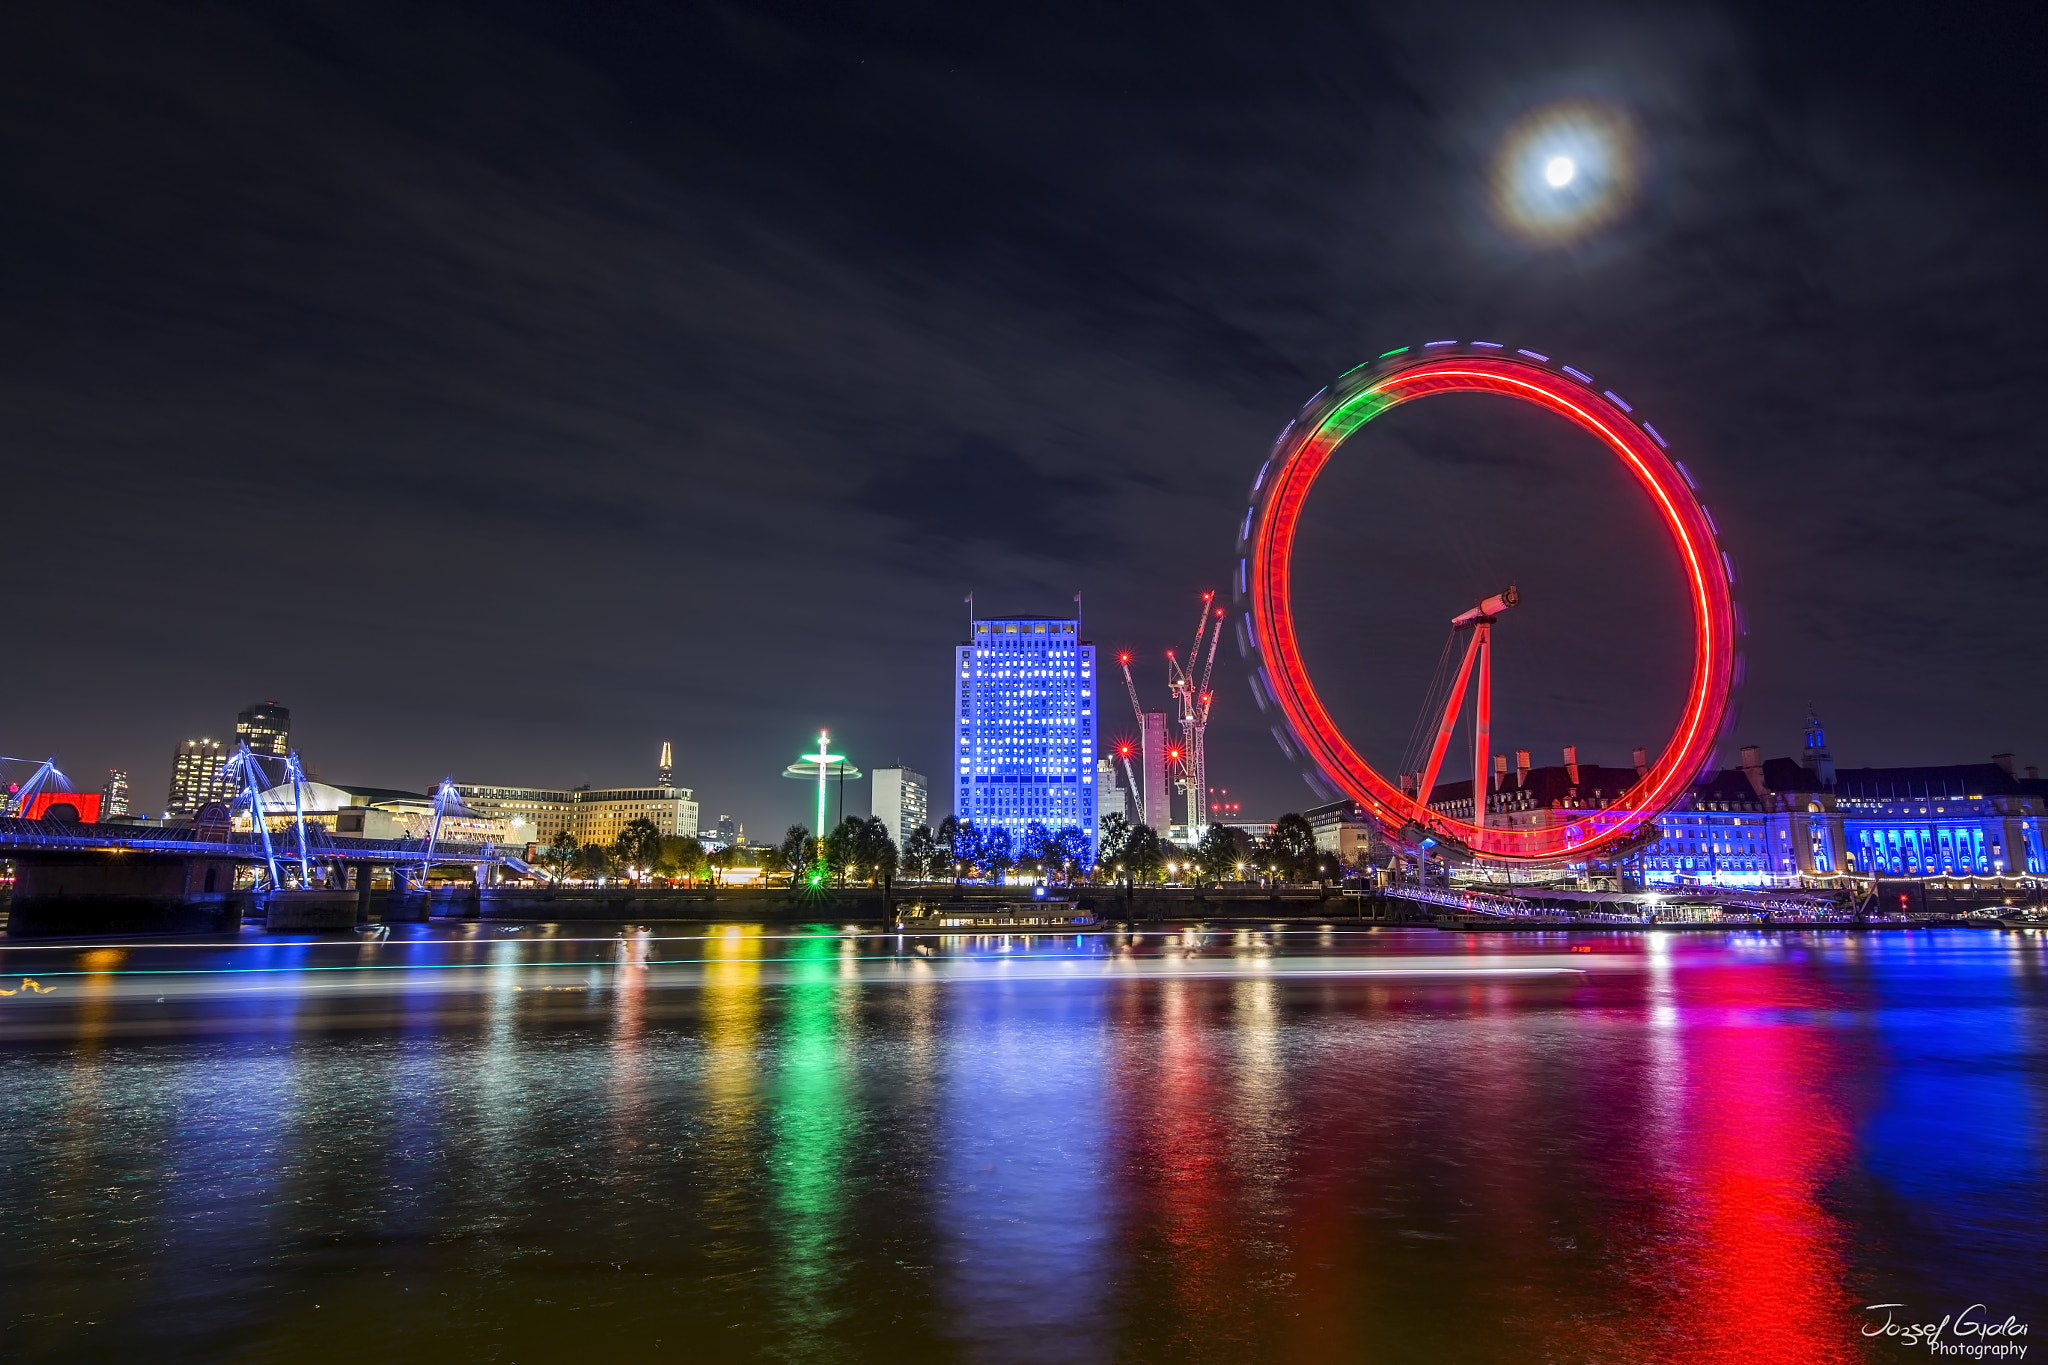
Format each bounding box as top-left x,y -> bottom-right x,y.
1417,712 -> 2045,893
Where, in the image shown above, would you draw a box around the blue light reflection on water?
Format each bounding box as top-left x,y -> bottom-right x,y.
1,924 -> 2045,1362
1851,932 -> 2048,1296
937,959 -> 1114,1363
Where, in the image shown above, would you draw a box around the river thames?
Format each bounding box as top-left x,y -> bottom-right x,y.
1,923 -> 2041,1363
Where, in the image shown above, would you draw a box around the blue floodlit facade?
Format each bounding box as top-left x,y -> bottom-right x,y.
1624,712 -> 2046,890
1623,771 -> 2045,889
954,615 -> 1096,857
1429,713 -> 2046,893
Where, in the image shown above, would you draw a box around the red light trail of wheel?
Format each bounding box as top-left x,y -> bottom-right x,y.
1233,347 -> 1739,864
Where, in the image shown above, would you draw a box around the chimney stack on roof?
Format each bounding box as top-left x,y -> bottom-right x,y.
1739,744 -> 1766,798
1492,754 -> 1507,794
1993,753 -> 2016,776
1563,745 -> 1580,785
1515,750 -> 1531,787
2028,766 -> 2040,781
1632,746 -> 1648,779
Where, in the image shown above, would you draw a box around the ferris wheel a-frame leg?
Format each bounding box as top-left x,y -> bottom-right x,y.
1472,620 -> 1492,831
1414,627 -> 1483,811
1415,589 -> 1516,824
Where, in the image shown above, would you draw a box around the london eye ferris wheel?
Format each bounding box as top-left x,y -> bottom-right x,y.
1233,342 -> 1740,866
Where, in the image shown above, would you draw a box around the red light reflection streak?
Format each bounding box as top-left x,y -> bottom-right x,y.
1450,978 -> 1544,1257
1227,970 -> 1291,1259
1156,980 -> 1237,1326
1643,958 -> 1859,1363
1273,977 -> 1382,1363
1110,975 -> 1261,1350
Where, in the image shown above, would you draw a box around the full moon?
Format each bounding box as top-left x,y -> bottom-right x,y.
1489,99 -> 1639,243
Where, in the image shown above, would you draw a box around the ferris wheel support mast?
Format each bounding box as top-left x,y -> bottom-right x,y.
1413,587 -> 1518,819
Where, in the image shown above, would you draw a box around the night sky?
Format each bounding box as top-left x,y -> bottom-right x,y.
4,1 -> 2045,833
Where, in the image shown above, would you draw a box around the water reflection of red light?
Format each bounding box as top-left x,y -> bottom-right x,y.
1111,978 -> 1268,1354
1643,960 -> 1859,1364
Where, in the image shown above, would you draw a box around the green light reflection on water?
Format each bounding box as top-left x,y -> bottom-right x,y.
770,930 -> 855,1343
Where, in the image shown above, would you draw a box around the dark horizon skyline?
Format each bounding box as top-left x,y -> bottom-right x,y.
44,642 -> 2029,836
3,1 -> 2044,837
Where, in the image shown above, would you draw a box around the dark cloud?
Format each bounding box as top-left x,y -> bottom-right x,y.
0,0 -> 2042,830
853,436 -> 1110,562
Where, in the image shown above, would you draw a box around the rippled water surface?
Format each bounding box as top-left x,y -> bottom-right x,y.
1,923 -> 2043,1363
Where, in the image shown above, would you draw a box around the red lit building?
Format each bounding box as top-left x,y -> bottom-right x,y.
20,791 -> 102,823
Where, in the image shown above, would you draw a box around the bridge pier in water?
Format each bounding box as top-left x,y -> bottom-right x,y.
383,867 -> 430,922
263,887 -> 361,930
4,851 -> 246,935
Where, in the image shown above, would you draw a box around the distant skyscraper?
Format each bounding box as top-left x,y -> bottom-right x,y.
954,614 -> 1096,854
166,738 -> 234,816
872,766 -> 929,849
100,768 -> 130,817
658,740 -> 673,786
236,701 -> 291,783
698,814 -> 743,850
1140,711 -> 1169,833
1096,756 -> 1128,824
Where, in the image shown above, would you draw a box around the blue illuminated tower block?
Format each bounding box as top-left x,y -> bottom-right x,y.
953,615 -> 1097,861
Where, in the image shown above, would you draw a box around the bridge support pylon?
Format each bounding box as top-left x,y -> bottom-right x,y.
4,853 -> 243,936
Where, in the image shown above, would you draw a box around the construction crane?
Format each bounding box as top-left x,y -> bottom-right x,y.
1111,741 -> 1142,821
1165,592 -> 1226,842
1115,651 -> 1146,730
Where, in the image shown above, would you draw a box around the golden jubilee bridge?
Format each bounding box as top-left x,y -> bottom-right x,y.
0,743 -> 529,935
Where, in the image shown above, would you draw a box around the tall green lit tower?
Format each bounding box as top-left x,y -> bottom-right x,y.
782,730 -> 862,840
